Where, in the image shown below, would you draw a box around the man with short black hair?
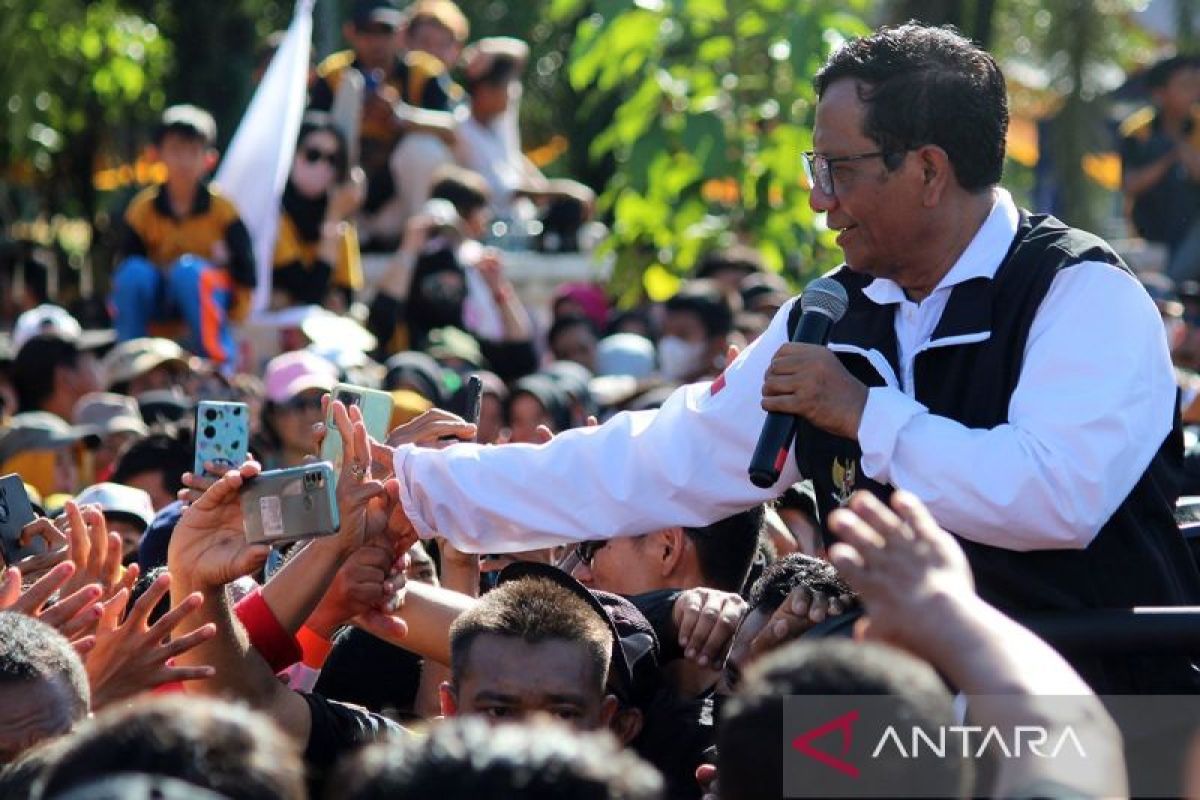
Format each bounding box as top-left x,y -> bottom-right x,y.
38,695 -> 305,800
718,639 -> 964,800
0,611 -> 90,764
573,507 -> 764,598
660,280 -> 735,383
111,429 -> 194,511
334,716 -> 663,800
444,576 -> 618,729
14,336 -> 102,421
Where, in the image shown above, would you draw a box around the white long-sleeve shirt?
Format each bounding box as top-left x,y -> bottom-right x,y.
394,189 -> 1176,554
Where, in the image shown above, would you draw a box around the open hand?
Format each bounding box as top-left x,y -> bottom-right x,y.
59,502 -> 138,602
0,562 -> 105,641
84,571 -> 217,709
827,490 -> 973,652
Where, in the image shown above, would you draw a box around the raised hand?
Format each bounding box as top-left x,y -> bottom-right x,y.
5,517 -> 69,580
672,587 -> 748,668
0,562 -> 104,641
385,408 -> 477,449
826,489 -> 973,652
307,543 -> 406,638
331,401 -> 388,553
84,571 -> 217,709
59,502 -> 138,602
746,583 -> 858,662
168,462 -> 272,593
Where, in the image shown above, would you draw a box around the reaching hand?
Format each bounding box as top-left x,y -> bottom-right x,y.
58,501 -> 138,602
746,583 -> 857,662
0,562 -> 105,641
308,543 -> 405,638
672,588 -> 748,669
169,462 -> 272,593
385,408 -> 477,449
4,517 -> 69,580
330,400 -> 388,553
826,490 -> 974,654
84,571 -> 217,709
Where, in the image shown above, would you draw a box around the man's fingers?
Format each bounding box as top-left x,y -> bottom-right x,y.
533,425 -> 554,444
131,573 -> 173,629
160,622 -> 218,658
0,566 -> 21,608
827,542 -> 868,586
57,600 -> 105,640
64,501 -> 91,566
72,636 -> 96,657
889,490 -> 940,542
673,593 -> 703,649
20,518 -> 66,550
12,561 -> 76,615
97,588 -> 129,632
697,601 -> 745,667
160,663 -> 218,683
148,592 -> 204,642
846,491 -> 908,543
827,507 -> 887,556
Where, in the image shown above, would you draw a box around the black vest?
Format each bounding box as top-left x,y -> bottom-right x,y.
793,212 -> 1200,690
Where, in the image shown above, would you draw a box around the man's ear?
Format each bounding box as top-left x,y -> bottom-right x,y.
598,694 -> 620,727
439,681 -> 459,717
609,705 -> 644,746
658,527 -> 686,577
916,145 -> 952,207
204,148 -> 220,172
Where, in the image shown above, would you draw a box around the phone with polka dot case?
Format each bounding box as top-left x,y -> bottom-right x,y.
194,401 -> 250,479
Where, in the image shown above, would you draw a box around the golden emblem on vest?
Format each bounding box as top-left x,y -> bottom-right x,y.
832,456 -> 857,507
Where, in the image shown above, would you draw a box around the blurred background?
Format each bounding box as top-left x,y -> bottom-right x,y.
0,0 -> 1192,313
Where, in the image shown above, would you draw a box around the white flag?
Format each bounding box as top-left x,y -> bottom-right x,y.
214,0 -> 314,312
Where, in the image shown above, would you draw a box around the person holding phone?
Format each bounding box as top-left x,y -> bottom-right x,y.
256,352 -> 337,470
270,112 -> 365,313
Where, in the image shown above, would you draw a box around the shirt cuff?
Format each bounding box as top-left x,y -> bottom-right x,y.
858,386 -> 928,481
393,444 -> 438,541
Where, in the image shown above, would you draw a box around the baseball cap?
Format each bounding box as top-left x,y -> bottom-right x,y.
102,337 -> 191,389
425,326 -> 487,370
596,333 -> 656,378
263,350 -> 337,404
74,393 -> 150,437
352,0 -> 403,28
12,304 -> 115,355
0,412 -> 99,464
75,482 -> 156,532
497,561 -> 661,709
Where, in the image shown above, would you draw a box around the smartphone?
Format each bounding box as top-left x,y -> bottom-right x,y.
442,374 -> 483,442
0,474 -> 40,563
462,374 -> 483,426
194,401 -> 250,478
240,462 -> 340,545
320,384 -> 394,477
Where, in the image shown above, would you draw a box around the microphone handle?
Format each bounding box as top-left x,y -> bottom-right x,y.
747,311 -> 835,489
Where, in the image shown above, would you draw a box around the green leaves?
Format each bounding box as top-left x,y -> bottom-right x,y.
567,0 -> 871,296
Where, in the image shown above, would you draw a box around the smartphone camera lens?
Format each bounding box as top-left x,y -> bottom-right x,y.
204,426 -> 217,439
205,409 -> 218,422
232,407 -> 243,416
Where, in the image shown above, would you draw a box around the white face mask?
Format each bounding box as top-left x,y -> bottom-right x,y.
291,153 -> 336,198
658,336 -> 707,381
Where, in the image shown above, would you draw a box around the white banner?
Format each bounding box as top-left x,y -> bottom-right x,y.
214,0 -> 314,312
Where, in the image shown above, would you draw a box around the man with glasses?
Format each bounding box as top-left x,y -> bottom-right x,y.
378,24 -> 1200,691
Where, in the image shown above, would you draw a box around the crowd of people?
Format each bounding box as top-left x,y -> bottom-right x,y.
1,6 -> 1200,800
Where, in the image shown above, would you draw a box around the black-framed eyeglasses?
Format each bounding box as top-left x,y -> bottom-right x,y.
280,394 -> 325,414
801,150 -> 899,196
575,540 -> 608,567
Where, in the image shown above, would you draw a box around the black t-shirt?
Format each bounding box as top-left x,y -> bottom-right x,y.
301,691 -> 405,771
1119,110 -> 1200,245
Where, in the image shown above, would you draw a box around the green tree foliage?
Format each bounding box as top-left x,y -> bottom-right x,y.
552,0 -> 872,301
0,0 -> 170,218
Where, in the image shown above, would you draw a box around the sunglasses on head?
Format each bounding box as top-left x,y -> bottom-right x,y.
280,394 -> 324,413
301,146 -> 339,167
575,540 -> 608,567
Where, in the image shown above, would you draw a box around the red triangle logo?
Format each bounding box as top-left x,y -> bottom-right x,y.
791,709 -> 860,778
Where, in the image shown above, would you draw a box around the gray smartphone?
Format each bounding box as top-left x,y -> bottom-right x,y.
240,463 -> 340,545
0,474 -> 40,563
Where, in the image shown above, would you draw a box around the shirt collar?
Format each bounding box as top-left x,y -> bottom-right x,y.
861,188 -> 1020,306
152,183 -> 213,220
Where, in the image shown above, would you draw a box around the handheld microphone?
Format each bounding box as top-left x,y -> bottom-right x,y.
748,277 -> 850,489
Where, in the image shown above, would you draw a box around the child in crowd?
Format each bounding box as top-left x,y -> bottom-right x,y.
110,105 -> 256,366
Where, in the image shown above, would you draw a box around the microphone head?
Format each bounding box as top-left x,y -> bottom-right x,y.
800,277 -> 849,322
